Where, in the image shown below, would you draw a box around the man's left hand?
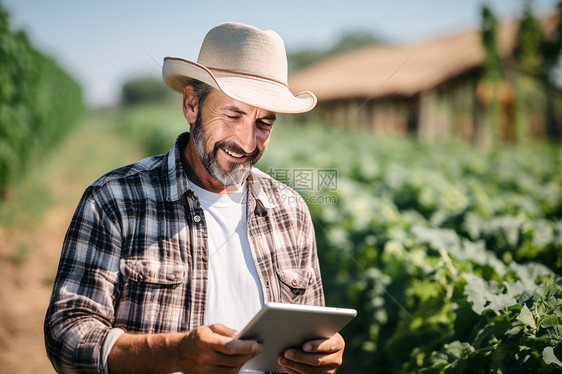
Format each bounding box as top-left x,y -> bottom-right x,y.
278,332 -> 344,374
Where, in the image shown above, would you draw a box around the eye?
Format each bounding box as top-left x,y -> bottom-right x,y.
257,120 -> 274,129
226,114 -> 240,120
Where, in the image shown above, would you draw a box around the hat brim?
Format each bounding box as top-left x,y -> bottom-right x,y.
162,57 -> 317,114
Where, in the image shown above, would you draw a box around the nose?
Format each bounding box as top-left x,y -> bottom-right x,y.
236,120 -> 257,154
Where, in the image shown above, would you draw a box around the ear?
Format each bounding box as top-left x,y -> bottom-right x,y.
182,85 -> 199,125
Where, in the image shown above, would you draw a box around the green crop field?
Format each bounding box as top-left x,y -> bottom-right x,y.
260,123 -> 562,373
114,103 -> 562,373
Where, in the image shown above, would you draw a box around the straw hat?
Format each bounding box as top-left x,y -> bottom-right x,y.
162,22 -> 317,113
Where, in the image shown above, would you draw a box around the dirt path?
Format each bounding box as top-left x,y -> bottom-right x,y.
0,202 -> 72,372
0,113 -> 145,373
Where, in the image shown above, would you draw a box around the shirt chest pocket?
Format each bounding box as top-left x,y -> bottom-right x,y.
276,268 -> 314,303
120,259 -> 188,301
117,259 -> 189,333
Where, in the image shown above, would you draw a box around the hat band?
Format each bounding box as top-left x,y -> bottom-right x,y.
208,67 -> 289,88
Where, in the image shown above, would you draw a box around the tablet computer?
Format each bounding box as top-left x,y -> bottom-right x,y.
237,302 -> 357,373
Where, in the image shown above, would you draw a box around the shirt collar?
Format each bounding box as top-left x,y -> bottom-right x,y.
165,132 -> 192,202
247,169 -> 277,210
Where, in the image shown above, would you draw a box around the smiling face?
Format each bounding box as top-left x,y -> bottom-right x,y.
182,85 -> 276,193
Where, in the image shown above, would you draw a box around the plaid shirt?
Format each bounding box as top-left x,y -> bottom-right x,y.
44,132 -> 324,374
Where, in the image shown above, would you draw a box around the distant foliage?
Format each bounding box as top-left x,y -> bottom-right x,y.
542,2 -> 562,80
0,4 -> 83,193
512,1 -> 562,142
478,3 -> 562,144
120,76 -> 173,106
481,6 -> 504,82
516,0 -> 545,76
288,32 -> 382,72
516,0 -> 562,80
114,101 -> 185,156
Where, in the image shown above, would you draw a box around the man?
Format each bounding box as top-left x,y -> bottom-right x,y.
45,22 -> 345,374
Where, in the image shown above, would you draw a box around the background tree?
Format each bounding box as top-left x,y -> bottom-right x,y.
514,0 -> 547,141
120,76 -> 173,106
477,5 -> 507,146
514,0 -> 562,142
541,1 -> 562,140
0,3 -> 83,196
288,32 -> 382,73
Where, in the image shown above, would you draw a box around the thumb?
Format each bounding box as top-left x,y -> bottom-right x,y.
209,323 -> 238,338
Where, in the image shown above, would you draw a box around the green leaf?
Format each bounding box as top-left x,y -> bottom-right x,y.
464,274 -> 517,314
427,341 -> 474,373
541,315 -> 562,328
428,351 -> 449,369
517,304 -> 537,330
443,341 -> 475,360
543,325 -> 562,345
542,346 -> 562,367
505,326 -> 523,336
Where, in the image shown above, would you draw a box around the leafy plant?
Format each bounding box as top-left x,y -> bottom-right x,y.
0,3 -> 84,194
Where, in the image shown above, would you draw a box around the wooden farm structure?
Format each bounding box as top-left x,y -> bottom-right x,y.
289,17 -> 562,143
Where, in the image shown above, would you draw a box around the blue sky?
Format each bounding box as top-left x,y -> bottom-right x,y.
3,0 -> 560,107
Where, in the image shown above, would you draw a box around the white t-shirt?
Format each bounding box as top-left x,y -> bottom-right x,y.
187,180 -> 264,330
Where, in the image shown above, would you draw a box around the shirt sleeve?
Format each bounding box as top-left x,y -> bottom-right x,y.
44,187 -> 123,374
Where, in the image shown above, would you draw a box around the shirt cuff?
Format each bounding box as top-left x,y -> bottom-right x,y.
101,328 -> 125,374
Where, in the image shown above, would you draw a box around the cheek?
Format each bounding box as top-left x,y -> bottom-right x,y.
257,131 -> 271,150
205,116 -> 230,134
200,117 -> 230,146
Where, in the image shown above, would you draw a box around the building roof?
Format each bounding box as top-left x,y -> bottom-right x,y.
289,16 -> 556,101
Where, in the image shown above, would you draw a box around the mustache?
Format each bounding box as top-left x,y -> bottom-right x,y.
214,141 -> 260,161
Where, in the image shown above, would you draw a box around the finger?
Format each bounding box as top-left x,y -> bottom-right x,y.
201,342 -> 261,368
303,333 -> 345,353
283,348 -> 342,368
209,323 -> 238,337
182,341 -> 246,369
219,338 -> 263,356
277,360 -> 303,374
279,355 -> 339,374
210,350 -> 259,368
180,326 -> 261,371
278,356 -> 304,374
201,326 -> 262,356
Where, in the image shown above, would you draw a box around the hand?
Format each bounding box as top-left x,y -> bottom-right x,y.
176,323 -> 263,374
278,333 -> 345,374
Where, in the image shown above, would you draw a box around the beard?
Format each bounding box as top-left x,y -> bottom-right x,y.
191,114 -> 261,186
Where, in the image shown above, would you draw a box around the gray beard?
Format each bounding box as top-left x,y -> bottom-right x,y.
191,115 -> 257,186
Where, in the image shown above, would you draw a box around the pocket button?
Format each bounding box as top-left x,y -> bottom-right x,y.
291,279 -> 298,287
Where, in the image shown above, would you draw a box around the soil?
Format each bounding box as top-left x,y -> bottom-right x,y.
0,203 -> 72,373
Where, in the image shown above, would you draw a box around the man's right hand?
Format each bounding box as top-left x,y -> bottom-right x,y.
176,323 -> 262,373
108,323 -> 262,374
